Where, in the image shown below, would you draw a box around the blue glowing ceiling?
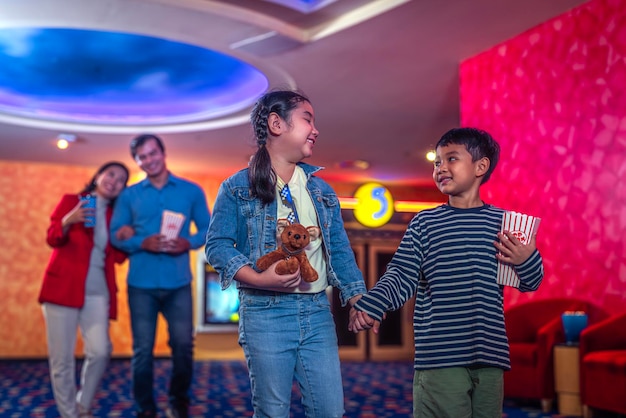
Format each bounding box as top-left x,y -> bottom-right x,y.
0,28 -> 269,125
263,0 -> 338,13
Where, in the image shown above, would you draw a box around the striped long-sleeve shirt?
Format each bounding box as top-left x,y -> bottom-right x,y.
354,203 -> 543,370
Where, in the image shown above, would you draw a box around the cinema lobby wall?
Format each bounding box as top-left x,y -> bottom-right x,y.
1,0 -> 625,360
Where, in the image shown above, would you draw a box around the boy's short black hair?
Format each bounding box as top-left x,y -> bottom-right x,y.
436,127 -> 500,184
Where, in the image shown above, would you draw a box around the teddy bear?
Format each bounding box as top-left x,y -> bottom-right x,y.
256,219 -> 321,282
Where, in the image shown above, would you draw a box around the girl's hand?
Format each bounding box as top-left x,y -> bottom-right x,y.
259,261 -> 302,289
495,230 -> 537,265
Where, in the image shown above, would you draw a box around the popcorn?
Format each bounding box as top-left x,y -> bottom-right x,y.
496,211 -> 541,288
160,210 -> 185,241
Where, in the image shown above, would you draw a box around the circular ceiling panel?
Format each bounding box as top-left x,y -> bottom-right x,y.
0,27 -> 269,126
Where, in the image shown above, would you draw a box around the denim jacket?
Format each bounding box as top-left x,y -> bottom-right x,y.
205,162 -> 366,306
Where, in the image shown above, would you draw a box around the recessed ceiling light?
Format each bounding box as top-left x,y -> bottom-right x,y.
56,133 -> 76,150
426,151 -> 436,162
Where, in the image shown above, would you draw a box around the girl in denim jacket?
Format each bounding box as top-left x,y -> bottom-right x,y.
205,90 -> 366,418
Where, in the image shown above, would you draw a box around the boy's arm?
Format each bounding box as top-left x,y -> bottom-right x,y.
515,249 -> 543,291
353,220 -> 422,320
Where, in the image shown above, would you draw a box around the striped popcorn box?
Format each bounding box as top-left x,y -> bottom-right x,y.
160,210 -> 185,241
496,211 -> 541,287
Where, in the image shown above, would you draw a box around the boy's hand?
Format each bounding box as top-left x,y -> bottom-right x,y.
495,230 -> 537,265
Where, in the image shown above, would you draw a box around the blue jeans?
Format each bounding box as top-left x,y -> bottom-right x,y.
238,289 -> 344,418
128,285 -> 194,413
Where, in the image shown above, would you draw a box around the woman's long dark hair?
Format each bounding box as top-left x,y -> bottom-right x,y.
80,161 -> 130,204
248,90 -> 310,205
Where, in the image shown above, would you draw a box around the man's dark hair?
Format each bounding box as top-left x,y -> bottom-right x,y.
130,134 -> 165,159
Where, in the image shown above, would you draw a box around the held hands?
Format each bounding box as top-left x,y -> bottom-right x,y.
141,234 -> 191,254
494,230 -> 537,265
348,308 -> 380,334
347,294 -> 386,335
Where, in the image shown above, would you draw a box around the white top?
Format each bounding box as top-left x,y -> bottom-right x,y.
84,196 -> 109,297
276,166 -> 328,293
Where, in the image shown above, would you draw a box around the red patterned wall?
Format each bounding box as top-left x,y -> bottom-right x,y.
460,0 -> 626,313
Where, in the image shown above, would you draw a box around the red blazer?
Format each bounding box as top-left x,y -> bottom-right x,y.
38,194 -> 126,319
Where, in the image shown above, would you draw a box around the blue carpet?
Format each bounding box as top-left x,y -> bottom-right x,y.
0,359 -> 618,417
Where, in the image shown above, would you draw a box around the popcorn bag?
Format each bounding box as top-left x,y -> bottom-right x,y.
160,210 -> 185,241
496,211 -> 541,288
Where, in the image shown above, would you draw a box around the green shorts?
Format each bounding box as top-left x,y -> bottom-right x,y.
413,366 -> 503,418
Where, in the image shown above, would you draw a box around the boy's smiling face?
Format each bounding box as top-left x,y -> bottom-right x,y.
433,143 -> 487,197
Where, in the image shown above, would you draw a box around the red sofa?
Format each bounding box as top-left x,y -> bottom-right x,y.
579,311 -> 626,418
503,298 -> 607,412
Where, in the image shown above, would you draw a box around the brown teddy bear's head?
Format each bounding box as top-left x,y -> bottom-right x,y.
255,219 -> 321,282
280,222 -> 311,251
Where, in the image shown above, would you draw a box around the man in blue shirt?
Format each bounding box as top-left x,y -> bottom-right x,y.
110,134 -> 210,418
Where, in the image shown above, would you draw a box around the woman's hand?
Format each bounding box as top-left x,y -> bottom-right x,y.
61,200 -> 93,232
115,225 -> 135,241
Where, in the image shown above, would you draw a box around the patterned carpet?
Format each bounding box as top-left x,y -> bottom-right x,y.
0,359 -> 617,417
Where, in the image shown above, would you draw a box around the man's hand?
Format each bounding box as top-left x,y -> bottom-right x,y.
162,237 -> 191,254
141,234 -> 167,253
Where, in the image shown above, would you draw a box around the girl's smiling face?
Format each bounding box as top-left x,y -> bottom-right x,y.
275,101 -> 320,162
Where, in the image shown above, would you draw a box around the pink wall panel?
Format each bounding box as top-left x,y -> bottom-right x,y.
460,0 -> 626,313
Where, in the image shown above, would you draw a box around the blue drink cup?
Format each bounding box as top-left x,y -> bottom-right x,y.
561,311 -> 588,345
80,194 -> 96,228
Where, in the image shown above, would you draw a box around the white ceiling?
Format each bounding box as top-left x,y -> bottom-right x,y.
0,0 -> 588,186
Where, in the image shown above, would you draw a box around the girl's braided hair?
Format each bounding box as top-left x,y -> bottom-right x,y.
248,90 -> 310,204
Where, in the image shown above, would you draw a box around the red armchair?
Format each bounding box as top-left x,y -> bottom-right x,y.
503,298 -> 607,412
579,311 -> 626,418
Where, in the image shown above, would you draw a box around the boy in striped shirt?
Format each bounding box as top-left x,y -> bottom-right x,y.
349,127 -> 543,418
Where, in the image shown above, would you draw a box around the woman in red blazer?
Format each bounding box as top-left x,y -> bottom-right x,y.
39,161 -> 129,418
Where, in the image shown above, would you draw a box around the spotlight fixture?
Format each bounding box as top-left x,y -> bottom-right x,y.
426,150 -> 436,162
56,133 -> 77,150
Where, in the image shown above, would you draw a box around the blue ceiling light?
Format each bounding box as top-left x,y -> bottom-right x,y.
0,28 -> 269,126
262,0 -> 339,13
